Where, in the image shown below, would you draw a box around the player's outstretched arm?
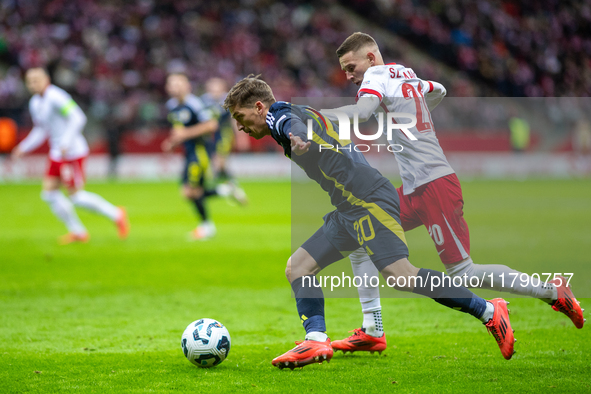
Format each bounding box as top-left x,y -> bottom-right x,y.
172,119 -> 219,144
423,81 -> 447,111
12,126 -> 48,159
280,114 -> 310,156
320,95 -> 381,124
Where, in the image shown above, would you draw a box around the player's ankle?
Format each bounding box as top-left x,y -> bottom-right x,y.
362,325 -> 383,338
479,301 -> 495,323
304,331 -> 328,342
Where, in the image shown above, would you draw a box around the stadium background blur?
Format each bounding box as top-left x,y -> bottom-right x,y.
1,0 -> 590,177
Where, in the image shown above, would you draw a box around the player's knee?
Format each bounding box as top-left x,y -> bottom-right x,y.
69,191 -> 83,205
285,257 -> 292,282
289,249 -> 321,281
183,187 -> 203,199
380,258 -> 419,292
445,258 -> 475,280
41,190 -> 56,202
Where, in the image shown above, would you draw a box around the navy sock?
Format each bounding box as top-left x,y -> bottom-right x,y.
192,197 -> 208,222
412,268 -> 487,319
290,275 -> 326,334
203,189 -> 217,198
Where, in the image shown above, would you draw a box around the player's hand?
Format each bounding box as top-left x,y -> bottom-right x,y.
10,147 -> 24,160
161,138 -> 174,152
289,133 -> 311,156
170,126 -> 187,144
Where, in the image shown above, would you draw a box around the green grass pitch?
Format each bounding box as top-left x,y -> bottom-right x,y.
1,178 -> 590,393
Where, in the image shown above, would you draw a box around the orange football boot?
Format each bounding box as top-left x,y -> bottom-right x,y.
271,338 -> 333,370
331,328 -> 386,354
58,232 -> 89,245
485,298 -> 515,360
116,207 -> 130,240
550,276 -> 585,329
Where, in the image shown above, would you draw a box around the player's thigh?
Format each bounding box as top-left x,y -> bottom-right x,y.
298,214 -> 357,275
287,247 -> 323,282
380,257 -> 420,291
182,184 -> 204,199
182,150 -> 207,191
42,176 -> 61,191
63,158 -> 86,194
43,159 -> 62,191
352,184 -> 410,273
415,174 -> 470,265
397,185 -> 423,231
216,127 -> 234,158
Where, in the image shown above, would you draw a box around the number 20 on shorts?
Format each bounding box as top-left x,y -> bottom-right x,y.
354,215 -> 375,245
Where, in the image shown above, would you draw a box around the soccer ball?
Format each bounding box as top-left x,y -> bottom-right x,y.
181,318 -> 231,368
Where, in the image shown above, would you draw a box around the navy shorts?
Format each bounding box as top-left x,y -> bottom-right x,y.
182,143 -> 211,187
301,181 -> 409,272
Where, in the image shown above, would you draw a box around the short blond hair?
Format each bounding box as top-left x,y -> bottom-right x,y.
336,32 -> 379,58
223,74 -> 276,110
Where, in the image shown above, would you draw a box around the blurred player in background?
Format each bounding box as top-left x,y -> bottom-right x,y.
162,73 -> 246,240
200,77 -> 248,203
11,68 -> 129,244
323,33 -> 585,354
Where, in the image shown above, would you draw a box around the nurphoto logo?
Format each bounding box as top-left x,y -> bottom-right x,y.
308,110 -> 417,152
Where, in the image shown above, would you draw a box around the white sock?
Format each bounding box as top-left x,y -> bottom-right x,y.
70,190 -> 119,221
216,183 -> 231,197
305,331 -> 328,342
362,309 -> 384,337
350,248 -> 384,337
446,258 -> 558,303
41,190 -> 86,235
201,221 -> 216,236
479,301 -> 495,323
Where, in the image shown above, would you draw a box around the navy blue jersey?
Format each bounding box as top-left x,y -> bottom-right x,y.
200,92 -> 232,145
200,92 -> 230,125
267,101 -> 389,211
166,94 -> 212,153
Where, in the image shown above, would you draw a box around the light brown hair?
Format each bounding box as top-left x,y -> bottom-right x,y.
336,32 -> 378,58
223,74 -> 276,110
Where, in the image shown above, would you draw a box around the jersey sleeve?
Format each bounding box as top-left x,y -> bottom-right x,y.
267,103 -> 303,144
186,96 -> 213,122
48,87 -> 78,117
420,80 -> 447,111
17,126 -> 48,153
356,66 -> 388,101
165,98 -> 177,111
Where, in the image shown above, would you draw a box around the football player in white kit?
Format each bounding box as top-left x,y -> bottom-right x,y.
11,68 -> 129,244
322,33 -> 584,354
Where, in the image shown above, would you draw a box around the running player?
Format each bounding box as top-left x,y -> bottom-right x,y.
162,73 -> 221,240
11,68 -> 129,244
201,78 -> 240,180
200,77 -> 248,203
323,32 -> 584,354
224,75 -> 516,368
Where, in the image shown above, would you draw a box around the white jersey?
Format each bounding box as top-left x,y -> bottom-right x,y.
357,63 -> 454,195
19,84 -> 89,161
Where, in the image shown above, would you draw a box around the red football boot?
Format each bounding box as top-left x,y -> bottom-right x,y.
550,276 -> 585,329
58,232 -> 90,245
271,338 -> 333,370
116,207 -> 130,240
331,328 -> 386,354
485,298 -> 515,360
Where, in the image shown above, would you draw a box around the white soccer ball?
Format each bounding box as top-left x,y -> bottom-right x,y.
181,318 -> 231,368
